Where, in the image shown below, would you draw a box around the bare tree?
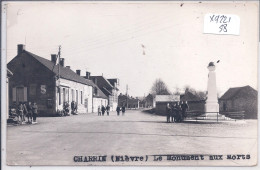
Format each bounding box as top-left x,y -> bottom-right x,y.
173,86 -> 181,95
183,85 -> 206,99
150,79 -> 171,95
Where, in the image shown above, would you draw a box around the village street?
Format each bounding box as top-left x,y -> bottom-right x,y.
7,109 -> 257,166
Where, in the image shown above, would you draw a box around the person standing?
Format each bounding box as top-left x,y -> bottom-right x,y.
122,105 -> 126,116
181,101 -> 189,119
171,103 -> 176,123
101,105 -> 106,116
106,105 -> 110,116
17,103 -> 24,124
27,102 -> 33,123
177,102 -> 183,122
32,102 -> 38,123
98,106 -> 101,116
116,105 -> 121,116
71,101 -> 75,114
166,103 -> 171,123
23,102 -> 28,123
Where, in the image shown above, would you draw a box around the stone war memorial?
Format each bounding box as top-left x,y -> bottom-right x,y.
205,62 -> 220,119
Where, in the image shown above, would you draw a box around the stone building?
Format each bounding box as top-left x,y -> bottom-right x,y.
219,85 -> 257,119
8,44 -> 94,116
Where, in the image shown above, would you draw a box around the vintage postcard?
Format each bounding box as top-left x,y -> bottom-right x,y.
1,0 -> 259,168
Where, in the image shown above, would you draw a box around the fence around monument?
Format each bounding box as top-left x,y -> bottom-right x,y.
185,111 -> 245,122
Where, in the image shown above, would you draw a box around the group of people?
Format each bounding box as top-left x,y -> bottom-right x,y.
61,101 -> 78,116
97,105 -> 110,116
97,105 -> 126,116
116,105 -> 126,116
166,101 -> 189,123
14,102 -> 38,124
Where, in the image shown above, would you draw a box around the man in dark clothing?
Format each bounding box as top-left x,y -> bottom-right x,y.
32,102 -> 38,123
71,101 -> 76,115
116,106 -> 121,116
101,105 -> 106,116
181,101 -> 189,119
171,103 -> 176,123
175,102 -> 182,122
122,106 -> 126,116
106,105 -> 110,116
26,102 -> 33,123
166,103 -> 171,123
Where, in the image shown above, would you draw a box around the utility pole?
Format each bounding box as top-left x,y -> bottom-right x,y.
57,45 -> 61,108
58,45 -> 61,82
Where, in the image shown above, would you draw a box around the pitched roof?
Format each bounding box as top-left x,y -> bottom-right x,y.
7,68 -> 13,77
24,51 -> 94,86
220,85 -> 257,100
92,84 -> 108,99
180,91 -> 202,101
90,76 -> 113,88
155,95 -> 180,102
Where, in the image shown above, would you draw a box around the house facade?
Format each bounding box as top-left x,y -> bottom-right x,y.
8,44 -> 93,116
90,76 -> 119,111
219,85 -> 257,119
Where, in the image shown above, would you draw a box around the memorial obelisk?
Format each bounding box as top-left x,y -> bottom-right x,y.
205,62 -> 219,118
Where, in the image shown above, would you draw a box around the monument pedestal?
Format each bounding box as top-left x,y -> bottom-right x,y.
205,102 -> 219,118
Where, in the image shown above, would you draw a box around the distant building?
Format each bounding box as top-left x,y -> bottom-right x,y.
219,85 -> 257,119
145,93 -> 155,108
180,91 -> 205,112
118,93 -> 140,109
155,95 -> 180,115
8,44 -> 94,116
90,76 -> 119,111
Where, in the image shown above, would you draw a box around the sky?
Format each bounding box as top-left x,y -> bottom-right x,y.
5,1 -> 258,97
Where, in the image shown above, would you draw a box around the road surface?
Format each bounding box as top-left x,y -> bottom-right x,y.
6,109 -> 257,166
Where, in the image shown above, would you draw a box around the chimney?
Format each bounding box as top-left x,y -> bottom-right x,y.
17,44 -> 25,55
66,66 -> 70,69
51,54 -> 57,63
76,70 -> 81,76
59,58 -> 64,67
86,72 -> 91,79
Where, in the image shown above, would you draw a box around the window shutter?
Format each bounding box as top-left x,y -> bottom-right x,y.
24,87 -> 27,101
12,87 -> 16,102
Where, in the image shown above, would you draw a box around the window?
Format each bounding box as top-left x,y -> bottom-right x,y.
29,84 -> 37,96
62,88 -> 65,104
58,87 -> 61,105
71,89 -> 75,101
76,90 -> 78,103
80,91 -> 83,104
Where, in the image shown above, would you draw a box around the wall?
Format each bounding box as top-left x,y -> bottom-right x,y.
8,53 -> 56,116
56,78 -> 93,113
219,90 -> 257,119
92,97 -> 108,113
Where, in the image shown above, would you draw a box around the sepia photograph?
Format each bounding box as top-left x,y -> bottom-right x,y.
1,0 -> 259,168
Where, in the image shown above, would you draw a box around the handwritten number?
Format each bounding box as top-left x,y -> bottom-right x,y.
219,24 -> 227,32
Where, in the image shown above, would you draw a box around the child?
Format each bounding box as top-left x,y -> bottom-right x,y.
98,106 -> 101,116
32,102 -> 38,123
